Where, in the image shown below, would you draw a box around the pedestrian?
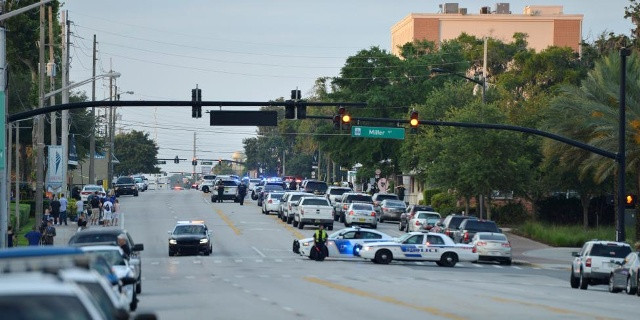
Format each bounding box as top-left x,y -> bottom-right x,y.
59,193 -> 68,226
24,226 -> 42,246
89,191 -> 101,225
50,195 -> 61,225
7,226 -> 15,247
102,197 -> 114,227
312,224 -> 328,261
289,180 -> 297,191
42,219 -> 56,245
237,183 -> 247,205
77,212 -> 88,231
216,180 -> 224,203
396,184 -> 406,202
112,199 -> 121,227
362,181 -> 369,194
40,208 -> 51,234
348,181 -> 354,190
75,198 -> 85,221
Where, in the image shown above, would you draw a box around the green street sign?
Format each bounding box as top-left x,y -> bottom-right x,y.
351,126 -> 405,140
201,161 -> 213,165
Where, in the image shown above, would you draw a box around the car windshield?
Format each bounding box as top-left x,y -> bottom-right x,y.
85,250 -> 126,266
290,194 -> 306,202
0,295 -> 93,320
352,203 -> 374,210
174,225 -> 206,235
330,188 -> 350,195
464,221 -> 499,232
448,217 -> 469,229
83,186 -> 102,192
396,233 -> 413,243
116,177 -> 134,184
347,195 -> 372,203
305,181 -> 328,192
302,198 -> 330,206
384,200 -> 405,207
478,233 -> 508,241
376,194 -> 398,201
417,212 -> 440,219
590,244 -> 632,258
134,178 -> 143,183
269,193 -> 284,200
222,181 -> 237,186
265,185 -> 284,191
203,175 -> 216,180
72,233 -> 118,245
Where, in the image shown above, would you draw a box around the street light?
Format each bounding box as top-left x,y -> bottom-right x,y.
44,72 -> 121,99
431,67 -> 485,104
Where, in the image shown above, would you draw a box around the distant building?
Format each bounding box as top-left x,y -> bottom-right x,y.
231,151 -> 246,176
69,153 -> 119,188
391,4 -> 583,56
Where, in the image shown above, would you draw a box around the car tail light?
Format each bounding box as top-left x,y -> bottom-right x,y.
343,204 -> 348,210
586,258 -> 592,267
472,246 -> 477,253
445,230 -> 451,237
348,211 -> 354,216
415,221 -> 421,226
300,209 -> 304,215
370,212 -> 376,216
268,199 -> 272,204
502,242 -> 511,248
463,232 -> 469,243
476,241 -> 487,246
383,208 -> 388,212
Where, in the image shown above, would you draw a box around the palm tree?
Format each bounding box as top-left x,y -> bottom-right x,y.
544,52 -> 640,237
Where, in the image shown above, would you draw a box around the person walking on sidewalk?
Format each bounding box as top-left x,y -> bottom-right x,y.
7,226 -> 15,247
112,199 -> 121,227
50,196 -> 61,225
25,226 -> 42,246
59,193 -> 68,226
89,191 -> 101,225
102,198 -> 113,227
42,219 -> 56,245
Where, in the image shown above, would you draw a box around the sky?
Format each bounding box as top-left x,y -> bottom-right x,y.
59,0 -> 634,174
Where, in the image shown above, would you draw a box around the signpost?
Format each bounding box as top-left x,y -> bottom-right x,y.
351,126 -> 405,140
201,161 -> 212,165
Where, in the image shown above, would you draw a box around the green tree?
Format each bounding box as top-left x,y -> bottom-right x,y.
114,130 -> 160,175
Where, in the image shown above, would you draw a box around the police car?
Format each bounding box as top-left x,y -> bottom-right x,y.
293,227 -> 393,259
168,221 -> 213,256
359,232 -> 478,267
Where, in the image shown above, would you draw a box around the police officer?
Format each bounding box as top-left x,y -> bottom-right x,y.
237,183 -> 248,205
216,180 -> 224,203
312,225 -> 329,261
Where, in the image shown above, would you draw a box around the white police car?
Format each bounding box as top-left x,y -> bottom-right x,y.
359,232 -> 478,267
293,227 -> 393,259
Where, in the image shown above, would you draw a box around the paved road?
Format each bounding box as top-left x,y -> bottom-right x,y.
64,189 -> 638,319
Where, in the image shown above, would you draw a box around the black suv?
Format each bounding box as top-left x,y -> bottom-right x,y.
68,227 -> 145,293
399,205 -> 435,231
302,180 -> 329,195
433,214 -> 476,239
453,219 -> 501,243
114,176 -> 139,197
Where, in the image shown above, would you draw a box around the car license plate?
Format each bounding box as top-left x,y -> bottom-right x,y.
488,251 -> 500,256
359,218 -> 366,222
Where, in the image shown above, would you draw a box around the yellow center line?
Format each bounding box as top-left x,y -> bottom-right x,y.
490,296 -> 617,320
304,277 -> 466,320
269,215 -> 305,239
215,208 -> 241,236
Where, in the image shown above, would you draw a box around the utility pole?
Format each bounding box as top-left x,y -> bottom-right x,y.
47,6 -> 55,146
109,84 -> 116,185
192,132 -> 196,178
89,34 -> 96,185
61,10 -> 69,196
35,3 -> 46,224
107,63 -> 113,188
14,122 -> 19,231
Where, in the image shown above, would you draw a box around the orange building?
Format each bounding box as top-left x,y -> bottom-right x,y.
391,4 -> 583,56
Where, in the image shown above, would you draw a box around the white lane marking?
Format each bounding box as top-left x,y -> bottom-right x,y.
252,246 -> 267,258
150,261 -> 159,265
493,265 -> 503,269
533,267 -> 541,270
283,307 -> 294,312
512,266 -> 522,270
275,259 -> 283,262
234,259 -> 243,263
170,260 -> 180,265
260,297 -> 269,302
259,274 -> 269,278
472,263 -> 483,268
243,289 -> 252,294
255,259 -> 263,263
193,260 -> 202,264
214,260 -> 222,264
185,275 -> 196,279
232,283 -> 240,287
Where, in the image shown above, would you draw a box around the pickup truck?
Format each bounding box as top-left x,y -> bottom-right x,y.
359,232 -> 478,267
293,196 -> 334,230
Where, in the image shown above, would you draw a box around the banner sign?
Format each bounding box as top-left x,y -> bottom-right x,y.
68,134 -> 78,165
46,145 -> 65,190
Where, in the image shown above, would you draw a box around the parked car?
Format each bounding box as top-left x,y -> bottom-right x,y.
377,199 -> 407,223
326,186 -> 352,205
608,251 -> 640,295
432,214 -> 476,239
570,240 -> 632,290
293,196 -> 334,230
302,180 -> 329,195
335,193 -> 374,223
80,184 -> 107,202
399,204 -> 436,231
453,219 -> 501,244
406,211 -> 441,232
343,202 -> 377,228
262,192 -> 285,215
471,232 -> 512,265
279,191 -> 312,224
294,227 -> 393,258
257,183 -> 285,206
371,193 -> 399,216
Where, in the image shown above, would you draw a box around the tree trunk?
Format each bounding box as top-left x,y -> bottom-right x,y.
485,193 -> 492,221
580,193 -> 591,230
465,196 -> 470,216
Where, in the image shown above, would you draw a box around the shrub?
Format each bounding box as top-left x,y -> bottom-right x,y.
431,192 -> 456,212
423,189 -> 441,206
492,202 -> 529,226
8,203 -> 31,230
513,221 -> 633,247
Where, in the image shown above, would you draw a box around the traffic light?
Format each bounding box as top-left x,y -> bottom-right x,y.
192,158 -> 198,166
338,106 -> 351,130
191,88 -> 202,118
285,102 -> 295,119
410,110 -> 419,134
625,194 -> 636,208
296,103 -> 307,120
333,115 -> 340,130
174,156 -> 179,164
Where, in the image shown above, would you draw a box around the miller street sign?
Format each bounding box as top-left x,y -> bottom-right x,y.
201,161 -> 213,165
351,126 -> 405,140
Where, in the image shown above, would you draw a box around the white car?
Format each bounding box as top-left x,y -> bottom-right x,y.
325,186 -> 352,205
279,192 -> 312,224
407,211 -> 441,232
293,196 -> 334,230
293,227 -> 393,259
80,246 -> 138,311
343,203 -> 377,229
80,184 -> 107,202
199,180 -> 215,193
570,240 -> 632,290
59,267 -> 132,318
471,232 -> 512,265
262,192 -> 284,215
248,178 -> 262,192
359,232 -> 478,267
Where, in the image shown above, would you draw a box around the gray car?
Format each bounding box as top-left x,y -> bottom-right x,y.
471,232 -> 512,265
377,199 -> 407,223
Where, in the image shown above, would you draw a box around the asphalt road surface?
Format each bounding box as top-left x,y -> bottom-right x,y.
119,188 -> 637,320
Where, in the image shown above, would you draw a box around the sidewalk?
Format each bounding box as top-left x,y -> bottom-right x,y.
506,231 -> 578,268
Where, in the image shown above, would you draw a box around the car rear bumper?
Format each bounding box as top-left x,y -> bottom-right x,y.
300,218 -> 333,225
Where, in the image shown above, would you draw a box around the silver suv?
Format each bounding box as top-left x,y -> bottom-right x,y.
570,240 -> 632,290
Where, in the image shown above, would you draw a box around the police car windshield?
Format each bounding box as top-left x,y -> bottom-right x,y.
116,177 -> 134,184
174,225 -> 205,235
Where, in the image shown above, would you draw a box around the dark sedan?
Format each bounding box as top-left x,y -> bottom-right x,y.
168,221 -> 212,256
609,252 -> 640,295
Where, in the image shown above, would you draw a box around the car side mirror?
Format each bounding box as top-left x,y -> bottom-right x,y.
133,243 -> 144,251
571,252 -> 579,257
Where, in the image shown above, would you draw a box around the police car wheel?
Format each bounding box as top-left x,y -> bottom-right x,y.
439,252 -> 458,267
374,250 -> 392,264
